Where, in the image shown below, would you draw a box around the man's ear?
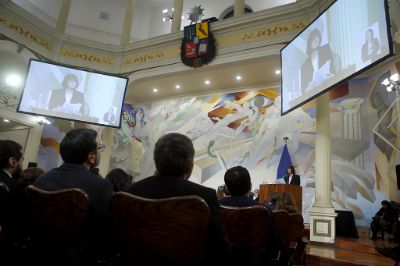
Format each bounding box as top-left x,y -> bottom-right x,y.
183,161 -> 194,180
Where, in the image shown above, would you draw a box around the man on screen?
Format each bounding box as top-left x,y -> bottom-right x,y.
301,28 -> 335,93
48,73 -> 85,115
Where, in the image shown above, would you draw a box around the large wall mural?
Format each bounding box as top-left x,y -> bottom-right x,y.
37,61 -> 400,226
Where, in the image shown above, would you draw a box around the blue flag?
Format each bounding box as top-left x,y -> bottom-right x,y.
276,144 -> 292,179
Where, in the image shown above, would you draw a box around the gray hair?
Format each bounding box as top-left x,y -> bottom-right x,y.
154,133 -> 194,177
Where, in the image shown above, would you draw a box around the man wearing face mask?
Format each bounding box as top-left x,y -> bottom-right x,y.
48,73 -> 85,115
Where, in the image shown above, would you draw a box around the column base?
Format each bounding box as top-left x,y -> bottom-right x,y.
308,206 -> 337,244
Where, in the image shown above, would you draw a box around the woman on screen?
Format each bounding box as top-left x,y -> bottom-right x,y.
361,29 -> 380,63
48,73 -> 84,115
301,28 -> 335,93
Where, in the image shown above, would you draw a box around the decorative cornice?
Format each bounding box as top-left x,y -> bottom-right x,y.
60,47 -> 115,65
0,14 -> 52,51
218,20 -> 307,47
123,48 -> 178,66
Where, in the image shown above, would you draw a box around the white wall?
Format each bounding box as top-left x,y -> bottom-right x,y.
0,129 -> 29,150
12,0 -> 61,26
65,0 -> 127,45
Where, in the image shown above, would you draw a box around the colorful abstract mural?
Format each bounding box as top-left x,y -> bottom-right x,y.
37,62 -> 400,226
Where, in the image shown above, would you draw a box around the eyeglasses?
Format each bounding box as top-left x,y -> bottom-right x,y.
97,144 -> 106,152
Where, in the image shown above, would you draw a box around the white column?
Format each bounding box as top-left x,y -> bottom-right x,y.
339,98 -> 364,168
55,0 -> 71,33
309,93 -> 337,244
23,124 -> 43,169
98,127 -> 114,176
121,0 -> 135,45
234,0 -> 245,17
171,0 -> 183,33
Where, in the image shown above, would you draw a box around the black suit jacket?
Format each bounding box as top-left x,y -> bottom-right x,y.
219,195 -> 261,207
284,174 -> 301,186
48,89 -> 85,114
33,163 -> 113,217
301,44 -> 335,93
128,175 -> 231,262
0,169 -> 20,193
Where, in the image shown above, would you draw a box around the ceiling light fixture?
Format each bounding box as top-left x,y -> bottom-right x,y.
153,88 -> 158,93
381,73 -> 400,92
275,69 -> 281,75
205,80 -> 210,85
175,85 -> 181,89
3,119 -> 9,123
236,75 -> 242,81
162,8 -> 174,23
5,74 -> 22,87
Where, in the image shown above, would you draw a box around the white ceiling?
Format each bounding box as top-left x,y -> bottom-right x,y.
126,55 -> 281,103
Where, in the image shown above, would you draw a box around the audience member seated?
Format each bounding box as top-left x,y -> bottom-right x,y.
33,128 -> 114,262
219,166 -> 278,264
219,166 -> 262,207
0,140 -> 23,193
127,133 -> 231,264
371,200 -> 398,240
0,140 -> 24,257
21,167 -> 45,186
275,192 -> 299,213
105,168 -> 133,192
265,192 -> 278,212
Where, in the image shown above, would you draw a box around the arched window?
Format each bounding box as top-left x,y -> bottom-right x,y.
219,4 -> 253,20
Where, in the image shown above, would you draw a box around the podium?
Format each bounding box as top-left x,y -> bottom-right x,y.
259,184 -> 302,212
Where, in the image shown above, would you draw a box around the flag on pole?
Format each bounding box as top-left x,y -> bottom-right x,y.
276,143 -> 292,179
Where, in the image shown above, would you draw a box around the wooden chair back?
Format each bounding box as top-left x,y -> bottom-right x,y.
289,213 -> 304,243
25,185 -> 91,251
110,192 -> 211,266
220,205 -> 271,266
272,210 -> 291,248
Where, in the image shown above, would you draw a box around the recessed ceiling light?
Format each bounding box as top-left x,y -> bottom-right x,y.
205,80 -> 210,85
175,85 -> 181,89
5,74 -> 22,87
3,119 -> 10,123
236,75 -> 242,81
153,88 -> 158,93
275,69 -> 281,75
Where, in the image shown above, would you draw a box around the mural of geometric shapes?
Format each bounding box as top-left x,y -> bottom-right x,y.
331,137 -> 369,161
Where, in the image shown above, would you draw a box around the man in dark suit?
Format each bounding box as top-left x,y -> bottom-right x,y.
0,140 -> 23,192
128,133 -> 231,263
34,128 -> 113,217
219,166 -> 261,207
283,165 -> 301,186
33,128 -> 113,264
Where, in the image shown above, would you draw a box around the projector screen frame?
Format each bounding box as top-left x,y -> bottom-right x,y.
17,58 -> 128,129
280,0 -> 394,116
